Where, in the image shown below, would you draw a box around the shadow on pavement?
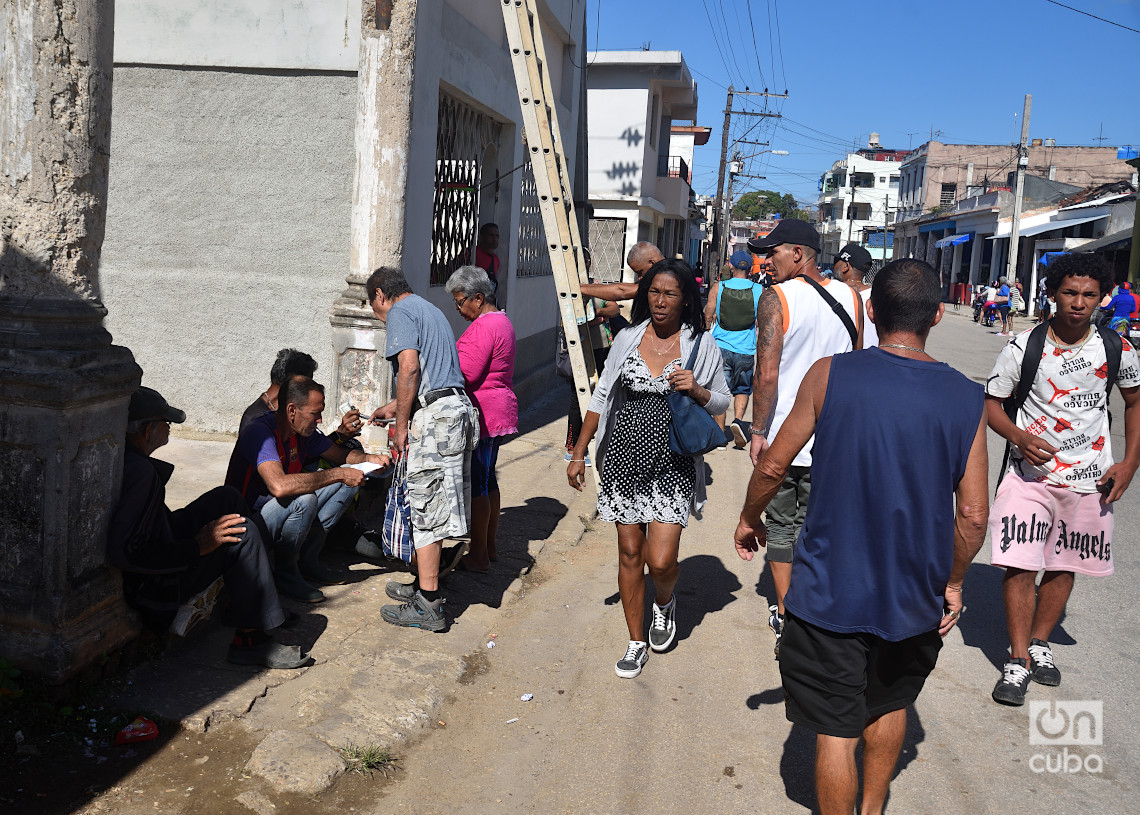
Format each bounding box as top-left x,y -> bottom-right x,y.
649,553 -> 742,648
443,496 -> 568,617
958,562 -> 1073,671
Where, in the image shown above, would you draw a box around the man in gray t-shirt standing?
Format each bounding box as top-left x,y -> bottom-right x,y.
368,267 -> 476,631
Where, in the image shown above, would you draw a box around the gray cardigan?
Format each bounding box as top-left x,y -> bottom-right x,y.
587,320 -> 731,519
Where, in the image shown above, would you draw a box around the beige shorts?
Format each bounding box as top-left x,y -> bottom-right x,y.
406,395 -> 475,548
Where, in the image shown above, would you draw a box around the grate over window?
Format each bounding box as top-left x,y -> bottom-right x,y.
940,183 -> 956,208
516,158 -> 552,278
430,93 -> 502,286
588,217 -> 627,283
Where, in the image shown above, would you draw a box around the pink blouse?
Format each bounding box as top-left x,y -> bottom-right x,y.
456,311 -> 518,438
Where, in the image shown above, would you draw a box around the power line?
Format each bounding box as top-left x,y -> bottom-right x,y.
743,0 -> 769,90
764,0 -> 776,90
771,0 -> 787,89
1042,0 -> 1140,34
700,0 -> 740,89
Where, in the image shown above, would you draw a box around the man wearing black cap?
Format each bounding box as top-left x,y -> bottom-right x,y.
834,243 -> 878,347
747,219 -> 864,656
107,386 -> 309,669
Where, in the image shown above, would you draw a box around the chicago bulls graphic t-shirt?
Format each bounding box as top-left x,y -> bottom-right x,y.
986,326 -> 1140,492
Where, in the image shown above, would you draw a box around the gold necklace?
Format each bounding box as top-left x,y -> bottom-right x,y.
1047,324 -> 1092,354
647,330 -> 679,356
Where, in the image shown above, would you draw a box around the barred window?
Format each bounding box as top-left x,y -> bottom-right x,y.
588,217 -> 627,283
429,92 -> 502,286
516,159 -> 552,278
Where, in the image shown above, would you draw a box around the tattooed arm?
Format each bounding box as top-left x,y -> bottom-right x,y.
750,287 -> 784,465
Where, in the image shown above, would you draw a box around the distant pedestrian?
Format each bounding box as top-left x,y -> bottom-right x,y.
579,241 -> 664,303
703,250 -> 763,447
568,259 -> 730,679
446,265 -> 518,572
833,242 -> 877,347
986,253 -> 1140,706
735,258 -> 988,815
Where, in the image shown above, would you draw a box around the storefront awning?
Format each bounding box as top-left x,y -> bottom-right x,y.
919,220 -> 955,234
934,233 -> 971,248
987,213 -> 1108,240
1074,229 -> 1131,254
1037,252 -> 1068,266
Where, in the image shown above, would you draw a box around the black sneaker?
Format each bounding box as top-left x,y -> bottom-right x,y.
615,641 -> 649,678
1028,639 -> 1062,686
648,597 -> 677,652
992,657 -> 1031,705
769,604 -> 784,657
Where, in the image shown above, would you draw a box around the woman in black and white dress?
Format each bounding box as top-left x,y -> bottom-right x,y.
568,259 -> 730,678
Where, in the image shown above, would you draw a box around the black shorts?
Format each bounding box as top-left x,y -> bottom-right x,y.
779,613 -> 942,738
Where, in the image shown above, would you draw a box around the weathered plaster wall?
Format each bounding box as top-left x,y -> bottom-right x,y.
100,68 -> 356,433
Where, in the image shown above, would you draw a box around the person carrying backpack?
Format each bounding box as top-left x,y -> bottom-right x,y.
703,250 -> 763,448
985,253 -> 1140,706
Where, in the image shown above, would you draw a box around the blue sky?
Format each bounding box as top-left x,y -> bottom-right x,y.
586,0 -> 1139,207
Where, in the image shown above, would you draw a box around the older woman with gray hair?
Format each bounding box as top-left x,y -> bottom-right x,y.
445,266 -> 518,570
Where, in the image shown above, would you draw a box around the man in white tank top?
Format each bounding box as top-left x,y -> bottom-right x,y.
747,219 -> 864,655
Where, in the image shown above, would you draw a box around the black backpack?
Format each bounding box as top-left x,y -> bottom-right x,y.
997,321 -> 1122,490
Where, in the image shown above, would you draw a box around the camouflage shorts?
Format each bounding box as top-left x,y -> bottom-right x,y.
407,394 -> 476,548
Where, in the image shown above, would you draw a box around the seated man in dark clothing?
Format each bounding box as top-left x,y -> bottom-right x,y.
241,348 -> 364,441
107,386 -> 309,669
226,376 -> 390,603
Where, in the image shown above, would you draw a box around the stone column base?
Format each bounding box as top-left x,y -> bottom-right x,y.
0,297 -> 142,683
329,300 -> 391,417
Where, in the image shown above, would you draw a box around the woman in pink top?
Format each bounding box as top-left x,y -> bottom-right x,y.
446,266 -> 518,570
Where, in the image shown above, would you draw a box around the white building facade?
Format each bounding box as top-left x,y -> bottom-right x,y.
585,52 -> 700,283
816,137 -> 904,267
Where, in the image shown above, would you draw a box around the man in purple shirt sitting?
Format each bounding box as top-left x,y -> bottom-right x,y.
225,376 -> 390,603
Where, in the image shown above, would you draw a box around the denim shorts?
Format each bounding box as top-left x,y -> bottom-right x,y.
720,349 -> 755,396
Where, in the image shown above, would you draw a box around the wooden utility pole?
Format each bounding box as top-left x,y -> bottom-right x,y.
1009,94 -> 1032,311
711,85 -> 734,271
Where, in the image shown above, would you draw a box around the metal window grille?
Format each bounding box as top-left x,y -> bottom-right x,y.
429,93 -> 502,286
515,158 -> 552,278
940,184 -> 956,208
588,218 -> 626,283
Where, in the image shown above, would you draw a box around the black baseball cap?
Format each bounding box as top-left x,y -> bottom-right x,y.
836,243 -> 873,272
128,386 -> 186,424
747,218 -> 821,254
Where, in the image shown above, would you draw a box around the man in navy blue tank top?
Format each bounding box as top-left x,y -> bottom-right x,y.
734,259 -> 990,815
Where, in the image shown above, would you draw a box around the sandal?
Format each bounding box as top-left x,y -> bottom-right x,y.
227,640 -> 311,669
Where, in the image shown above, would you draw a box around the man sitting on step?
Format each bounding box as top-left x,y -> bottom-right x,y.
107,386 -> 309,669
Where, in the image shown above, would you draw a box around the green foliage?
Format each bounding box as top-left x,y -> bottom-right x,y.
339,742 -> 400,777
733,190 -> 809,222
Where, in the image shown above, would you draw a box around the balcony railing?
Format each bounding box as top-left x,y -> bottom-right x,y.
658,155 -> 690,182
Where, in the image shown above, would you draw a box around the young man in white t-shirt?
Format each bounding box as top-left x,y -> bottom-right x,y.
984,253 -> 1140,705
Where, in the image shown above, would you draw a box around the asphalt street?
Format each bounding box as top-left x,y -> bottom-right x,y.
366,309 -> 1139,815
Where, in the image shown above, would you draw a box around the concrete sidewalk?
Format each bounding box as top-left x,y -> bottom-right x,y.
103,389 -> 596,798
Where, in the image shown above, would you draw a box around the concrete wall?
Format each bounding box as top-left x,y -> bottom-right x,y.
101,68 -> 356,434
587,87 -> 651,200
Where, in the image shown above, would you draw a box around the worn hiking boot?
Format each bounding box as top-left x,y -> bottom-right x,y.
380,590 -> 446,632
614,641 -> 649,679
992,657 -> 1032,705
649,596 -> 677,652
1028,639 -> 1062,686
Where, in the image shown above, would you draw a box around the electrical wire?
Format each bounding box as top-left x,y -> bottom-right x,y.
700,0 -> 741,89
1042,0 -> 1140,34
771,0 -> 787,90
743,0 -> 769,90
